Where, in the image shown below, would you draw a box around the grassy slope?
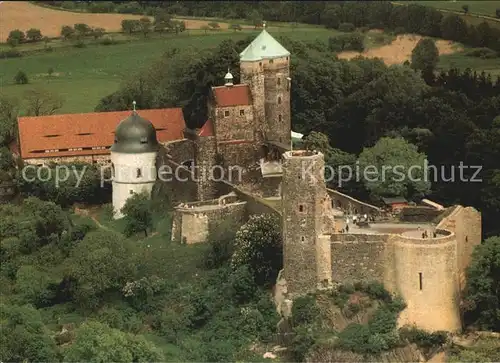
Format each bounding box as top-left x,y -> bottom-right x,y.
0,28 -> 332,114
405,1 -> 499,18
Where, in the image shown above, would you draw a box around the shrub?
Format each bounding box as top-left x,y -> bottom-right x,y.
26,28 -> 43,42
47,67 -> 54,76
0,50 -> 22,59
289,326 -> 316,362
100,37 -> 118,46
339,22 -> 355,32
292,294 -> 320,326
399,326 -> 448,348
73,40 -> 86,48
14,70 -> 28,85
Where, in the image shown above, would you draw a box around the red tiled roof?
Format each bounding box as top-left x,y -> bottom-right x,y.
17,108 -> 185,159
212,84 -> 252,107
198,120 -> 214,137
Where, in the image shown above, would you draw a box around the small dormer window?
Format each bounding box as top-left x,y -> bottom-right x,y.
140,137 -> 148,144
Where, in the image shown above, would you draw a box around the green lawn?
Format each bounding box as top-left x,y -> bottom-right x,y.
404,1 -> 499,18
0,28 -> 334,115
439,51 -> 500,76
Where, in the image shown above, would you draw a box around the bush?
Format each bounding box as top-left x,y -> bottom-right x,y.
292,294 -> 320,326
339,22 -> 355,32
73,40 -> 86,48
0,50 -> 22,59
399,326 -> 448,348
14,70 -> 28,85
100,37 -> 118,45
329,33 -> 365,52
116,1 -> 143,14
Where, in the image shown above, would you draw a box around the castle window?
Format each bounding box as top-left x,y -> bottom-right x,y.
240,109 -> 245,116
278,114 -> 282,122
299,204 -> 304,212
269,59 -> 274,64
259,62 -> 262,67
129,190 -> 134,195
301,236 -> 305,242
286,57 -> 289,61
111,163 -> 115,177
419,272 -> 423,290
136,168 -> 142,178
224,110 -> 230,117
277,78 -> 281,86
278,97 -> 282,104
465,236 -> 468,242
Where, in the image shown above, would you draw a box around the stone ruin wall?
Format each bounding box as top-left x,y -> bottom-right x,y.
171,195 -> 247,244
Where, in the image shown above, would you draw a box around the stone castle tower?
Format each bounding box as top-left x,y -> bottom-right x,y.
110,108 -> 159,219
239,29 -> 292,146
281,150 -> 333,297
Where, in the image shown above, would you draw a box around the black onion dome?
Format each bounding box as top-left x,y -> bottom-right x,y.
110,111 -> 159,153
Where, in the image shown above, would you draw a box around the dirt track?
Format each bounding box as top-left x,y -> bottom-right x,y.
338,33 -> 461,65
0,1 -> 251,40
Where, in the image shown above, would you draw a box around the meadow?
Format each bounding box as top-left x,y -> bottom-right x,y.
402,1 -> 500,18
0,27 -> 334,114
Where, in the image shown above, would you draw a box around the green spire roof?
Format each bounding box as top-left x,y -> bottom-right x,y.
239,29 -> 290,61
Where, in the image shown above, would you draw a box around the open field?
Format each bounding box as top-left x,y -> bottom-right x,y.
0,1 -> 255,41
0,28 -> 335,114
338,33 -> 461,65
404,1 -> 499,18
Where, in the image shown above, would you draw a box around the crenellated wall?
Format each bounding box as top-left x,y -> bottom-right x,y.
327,188 -> 382,215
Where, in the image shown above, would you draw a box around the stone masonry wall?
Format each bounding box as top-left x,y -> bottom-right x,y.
195,136 -> 217,201
330,233 -> 387,283
327,188 -> 382,215
213,104 -> 254,141
171,201 -> 247,244
24,154 -> 111,166
263,56 -> 291,145
437,206 -> 482,290
240,61 -> 266,143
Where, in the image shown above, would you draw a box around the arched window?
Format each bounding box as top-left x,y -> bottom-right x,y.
277,78 -> 281,86
278,114 -> 282,122
136,168 -> 142,178
278,97 -> 282,104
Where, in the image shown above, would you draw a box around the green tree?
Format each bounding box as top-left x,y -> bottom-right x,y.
121,19 -> 137,34
14,265 -> 57,306
249,10 -> 263,29
26,28 -> 42,42
7,29 -> 25,47
411,38 -> 439,73
153,10 -> 172,33
74,23 -> 91,38
90,27 -> 105,39
14,70 -> 28,85
231,214 -> 283,286
0,304 -> 58,362
64,229 -> 139,309
121,191 -> 153,237
440,14 -> 468,42
357,137 -> 431,200
64,321 -> 164,362
208,21 -> 220,30
60,25 -> 75,40
139,17 -> 152,37
463,236 -> 500,331
0,94 -> 19,146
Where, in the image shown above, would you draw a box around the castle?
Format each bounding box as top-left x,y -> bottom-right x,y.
16,29 -> 482,333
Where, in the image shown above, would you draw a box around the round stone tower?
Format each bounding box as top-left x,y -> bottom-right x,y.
110,107 -> 159,219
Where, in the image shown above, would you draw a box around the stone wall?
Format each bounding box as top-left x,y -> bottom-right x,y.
391,230 -> 461,332
263,56 -> 290,145
154,145 -> 197,203
213,104 -> 254,141
171,199 -> 247,244
240,60 -> 266,143
225,181 -> 281,219
327,188 -> 382,215
330,233 -> 387,283
24,154 -> 111,166
437,206 -> 482,290
399,206 -> 442,222
216,142 -> 260,184
162,138 -> 195,163
195,136 -> 217,201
